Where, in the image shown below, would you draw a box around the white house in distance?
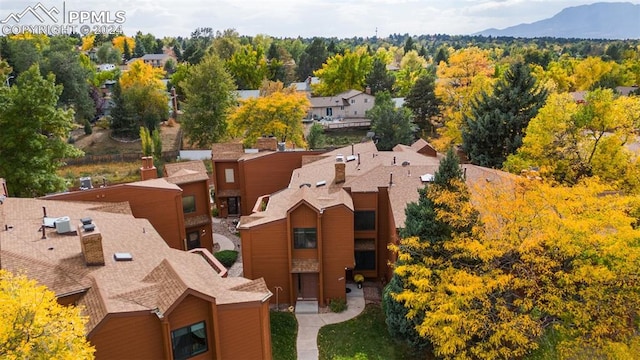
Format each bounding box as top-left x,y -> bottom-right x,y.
309,89 -> 375,120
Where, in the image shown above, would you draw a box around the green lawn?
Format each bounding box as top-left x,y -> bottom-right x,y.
318,304 -> 424,360
270,311 -> 297,360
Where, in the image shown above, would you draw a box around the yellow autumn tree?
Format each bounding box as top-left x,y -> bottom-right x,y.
391,176 -> 640,359
81,34 -> 95,51
0,270 -> 94,359
111,35 -> 135,55
433,47 -> 495,150
228,90 -> 310,148
504,89 -> 640,192
119,59 -> 165,90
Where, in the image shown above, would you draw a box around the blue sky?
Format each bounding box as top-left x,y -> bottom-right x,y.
1,0 -> 638,38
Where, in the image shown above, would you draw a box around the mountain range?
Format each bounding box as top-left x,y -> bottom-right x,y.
475,2 -> 640,39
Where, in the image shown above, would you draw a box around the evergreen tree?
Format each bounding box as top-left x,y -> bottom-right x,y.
434,46 -> 449,65
306,122 -> 326,149
296,38 -> 328,81
384,148 -> 464,353
367,91 -> 415,151
0,65 -> 83,197
404,73 -> 441,135
462,62 -> 547,168
109,81 -> 136,137
122,38 -> 132,61
365,57 -> 395,95
133,41 -> 146,58
403,37 -> 416,54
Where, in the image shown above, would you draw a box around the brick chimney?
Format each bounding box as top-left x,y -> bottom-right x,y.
78,221 -> 105,266
365,86 -> 371,95
140,156 -> 157,180
255,137 -> 278,151
335,154 -> 346,184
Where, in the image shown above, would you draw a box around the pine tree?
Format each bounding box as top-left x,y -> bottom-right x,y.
404,73 -> 441,135
367,91 -> 415,151
365,58 -> 395,95
384,148 -> 464,353
109,81 -> 136,137
462,62 -> 547,168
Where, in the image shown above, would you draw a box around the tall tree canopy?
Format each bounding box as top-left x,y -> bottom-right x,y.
0,270 -> 95,359
365,57 -> 395,95
504,89 -> 640,192
226,44 -> 268,90
312,47 -> 373,96
392,175 -> 640,359
180,53 -> 237,148
404,73 -> 442,135
228,89 -> 309,148
0,65 -> 82,197
384,148 -> 463,353
462,62 -> 548,168
297,38 -> 328,81
367,91 -> 415,151
394,50 -> 428,97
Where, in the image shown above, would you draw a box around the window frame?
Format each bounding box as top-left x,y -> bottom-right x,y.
182,195 -> 196,214
171,321 -> 208,360
354,210 -> 376,231
293,228 -> 317,249
224,168 -> 235,183
186,230 -> 201,250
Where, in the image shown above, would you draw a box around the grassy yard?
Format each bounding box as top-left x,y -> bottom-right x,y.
58,161 -> 144,188
318,305 -> 424,360
323,129 -> 370,148
271,311 -> 297,360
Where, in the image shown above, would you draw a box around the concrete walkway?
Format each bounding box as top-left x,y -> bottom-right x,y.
213,233 -> 235,251
295,283 -> 366,360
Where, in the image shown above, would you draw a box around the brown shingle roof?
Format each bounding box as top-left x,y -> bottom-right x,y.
0,197 -> 271,335
244,140 -> 516,229
211,143 -> 244,161
164,160 -> 209,184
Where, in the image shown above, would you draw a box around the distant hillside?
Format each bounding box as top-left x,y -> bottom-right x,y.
476,2 -> 640,39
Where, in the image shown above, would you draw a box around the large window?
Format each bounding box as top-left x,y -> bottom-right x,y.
354,210 -> 375,231
294,228 -> 317,249
171,321 -> 207,360
182,195 -> 196,214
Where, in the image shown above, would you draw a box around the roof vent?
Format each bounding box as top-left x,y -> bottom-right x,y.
402,161 -> 410,166
114,252 -> 133,261
81,217 -> 92,225
316,180 -> 327,187
420,174 -> 435,183
336,154 -> 345,163
83,223 -> 96,232
300,183 -> 311,188
346,155 -> 356,162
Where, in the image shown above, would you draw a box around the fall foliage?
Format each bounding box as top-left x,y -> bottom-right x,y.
0,270 -> 95,359
390,176 -> 640,359
228,89 -> 310,148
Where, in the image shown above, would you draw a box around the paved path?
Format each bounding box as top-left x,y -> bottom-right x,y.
295,284 -> 366,360
213,233 -> 235,251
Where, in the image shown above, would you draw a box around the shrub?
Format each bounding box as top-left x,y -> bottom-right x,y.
329,297 -> 347,313
214,250 -> 238,268
83,120 -> 93,135
211,207 -> 219,217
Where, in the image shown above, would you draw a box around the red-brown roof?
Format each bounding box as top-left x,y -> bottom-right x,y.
0,198 -> 271,335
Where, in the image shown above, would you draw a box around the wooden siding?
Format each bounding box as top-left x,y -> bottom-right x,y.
90,313 -> 164,360
217,303 -> 271,360
240,221 -> 291,305
239,152 -> 323,216
376,187 -> 392,282
214,162 -> 240,194
290,203 -> 319,260
181,181 -> 213,252
321,205 -> 354,303
351,192 -> 379,278
167,294 -> 215,360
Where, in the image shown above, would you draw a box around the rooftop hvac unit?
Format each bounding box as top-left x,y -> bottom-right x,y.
54,216 -> 72,234
79,177 -> 93,190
